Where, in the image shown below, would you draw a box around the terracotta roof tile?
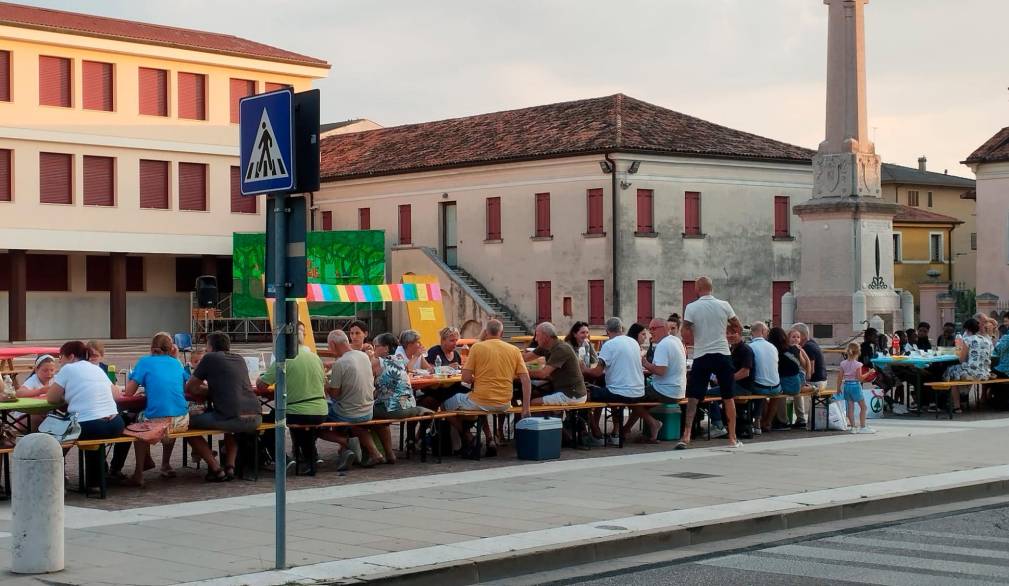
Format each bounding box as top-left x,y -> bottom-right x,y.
0,1 -> 329,68
892,205 -> 963,225
320,94 -> 814,180
964,127 -> 1009,164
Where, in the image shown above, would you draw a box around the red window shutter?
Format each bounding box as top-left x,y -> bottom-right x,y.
265,82 -> 290,92
126,256 -> 144,292
774,196 -> 790,237
586,188 -> 604,234
0,149 -> 10,202
139,159 -> 169,209
0,50 -> 10,102
39,152 -> 72,204
359,207 -> 371,230
38,56 -> 71,107
486,197 -> 501,240
535,192 -> 551,237
229,78 -> 256,123
636,189 -> 654,233
178,163 -> 207,211
321,210 -> 333,231
772,281 -> 792,327
85,255 -> 110,291
83,155 -> 114,206
588,280 -> 605,325
82,60 -> 113,111
536,281 -> 552,323
178,72 -> 206,120
398,204 -> 412,244
230,166 -> 255,213
684,191 -> 701,235
138,67 -> 168,116
636,280 -> 654,325
27,254 -> 69,291
87,256 -> 144,291
682,280 -> 698,312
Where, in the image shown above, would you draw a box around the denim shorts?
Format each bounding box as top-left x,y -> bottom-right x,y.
842,380 -> 863,402
780,374 -> 802,395
326,402 -> 372,424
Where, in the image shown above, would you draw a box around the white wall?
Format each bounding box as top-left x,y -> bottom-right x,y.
315,153 -> 813,332
973,161 -> 1009,299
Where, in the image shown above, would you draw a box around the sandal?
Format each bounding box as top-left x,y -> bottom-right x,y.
224,466 -> 235,481
205,469 -> 229,483
159,469 -> 176,479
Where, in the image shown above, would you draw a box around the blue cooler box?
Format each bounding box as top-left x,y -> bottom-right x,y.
650,406 -> 682,441
515,417 -> 563,460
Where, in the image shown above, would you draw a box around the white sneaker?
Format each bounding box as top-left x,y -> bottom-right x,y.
857,426 -> 877,434
752,426 -> 762,436
727,440 -> 743,448
710,425 -> 728,439
848,426 -> 858,434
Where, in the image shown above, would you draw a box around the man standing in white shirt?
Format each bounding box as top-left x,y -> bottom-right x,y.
678,276 -> 743,449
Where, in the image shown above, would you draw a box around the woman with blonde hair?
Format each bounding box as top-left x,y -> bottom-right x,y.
121,332 -> 190,486
426,326 -> 463,367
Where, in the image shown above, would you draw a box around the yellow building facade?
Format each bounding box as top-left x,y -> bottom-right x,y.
892,205 -> 962,305
0,3 -> 329,340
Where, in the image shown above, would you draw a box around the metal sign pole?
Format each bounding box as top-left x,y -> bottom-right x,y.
271,192 -> 288,570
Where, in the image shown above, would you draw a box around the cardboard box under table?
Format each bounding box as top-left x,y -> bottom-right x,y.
515,416 -> 562,460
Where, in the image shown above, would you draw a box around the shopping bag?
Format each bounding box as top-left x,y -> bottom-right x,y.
814,401 -> 849,431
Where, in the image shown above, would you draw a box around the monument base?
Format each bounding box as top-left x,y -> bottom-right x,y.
792,196 -> 901,345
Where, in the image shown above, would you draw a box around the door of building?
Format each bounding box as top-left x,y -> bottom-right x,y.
441,202 -> 458,267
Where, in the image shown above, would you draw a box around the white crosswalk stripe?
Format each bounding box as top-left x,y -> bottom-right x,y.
702,533 -> 1009,585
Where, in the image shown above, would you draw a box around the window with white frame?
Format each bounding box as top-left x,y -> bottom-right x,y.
892,233 -> 902,263
929,232 -> 943,263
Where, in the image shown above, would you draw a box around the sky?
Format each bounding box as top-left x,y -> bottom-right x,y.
17,0 -> 1009,176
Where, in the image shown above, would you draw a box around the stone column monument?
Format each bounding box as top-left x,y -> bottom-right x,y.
793,0 -> 901,341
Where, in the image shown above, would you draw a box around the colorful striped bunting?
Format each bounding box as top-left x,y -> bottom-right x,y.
306,283 -> 442,303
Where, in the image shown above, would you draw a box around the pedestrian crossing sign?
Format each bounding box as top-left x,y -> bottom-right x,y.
239,88 -> 294,196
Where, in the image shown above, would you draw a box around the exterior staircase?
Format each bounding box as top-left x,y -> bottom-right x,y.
449,267 -> 530,337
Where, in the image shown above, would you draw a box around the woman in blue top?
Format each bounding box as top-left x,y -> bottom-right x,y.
122,332 -> 190,486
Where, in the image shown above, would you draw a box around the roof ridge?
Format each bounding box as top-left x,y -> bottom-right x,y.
0,1 -> 329,67
614,93 -> 624,148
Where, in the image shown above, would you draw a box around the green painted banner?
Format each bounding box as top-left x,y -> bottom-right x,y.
231,230 -> 386,317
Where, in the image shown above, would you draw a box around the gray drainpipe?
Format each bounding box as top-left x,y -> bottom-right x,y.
606,153 -> 619,317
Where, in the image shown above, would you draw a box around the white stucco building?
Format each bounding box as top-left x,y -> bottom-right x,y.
315,94 -> 815,335
964,128 -> 1009,302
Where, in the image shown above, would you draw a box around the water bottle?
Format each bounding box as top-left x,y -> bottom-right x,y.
435,355 -> 443,375
2,375 -> 13,395
891,334 -> 900,355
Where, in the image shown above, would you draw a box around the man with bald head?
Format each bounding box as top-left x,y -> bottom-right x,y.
623,317 -> 687,442
678,276 -> 743,449
447,319 -> 531,457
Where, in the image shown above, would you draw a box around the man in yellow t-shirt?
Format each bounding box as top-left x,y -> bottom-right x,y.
444,319 -> 531,457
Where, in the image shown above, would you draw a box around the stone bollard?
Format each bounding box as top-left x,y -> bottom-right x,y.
11,433 -> 64,574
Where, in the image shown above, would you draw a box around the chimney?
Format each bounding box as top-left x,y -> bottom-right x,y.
918,156 -> 927,171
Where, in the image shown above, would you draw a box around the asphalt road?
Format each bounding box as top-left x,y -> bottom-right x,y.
568,505 -> 1009,586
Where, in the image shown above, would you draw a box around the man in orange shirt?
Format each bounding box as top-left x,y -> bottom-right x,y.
444,319 -> 531,456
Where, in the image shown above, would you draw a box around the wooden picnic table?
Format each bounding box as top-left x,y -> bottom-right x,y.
410,375 -> 463,390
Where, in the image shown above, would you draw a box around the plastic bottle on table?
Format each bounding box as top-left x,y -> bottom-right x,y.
2,375 -> 14,396
891,334 -> 900,355
434,355 -> 443,375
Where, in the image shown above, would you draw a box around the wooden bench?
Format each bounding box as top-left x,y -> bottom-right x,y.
924,378 -> 1009,419
65,422 -> 278,499
290,412 -> 458,463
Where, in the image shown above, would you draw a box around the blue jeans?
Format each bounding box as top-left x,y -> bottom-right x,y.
79,415 -> 125,487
